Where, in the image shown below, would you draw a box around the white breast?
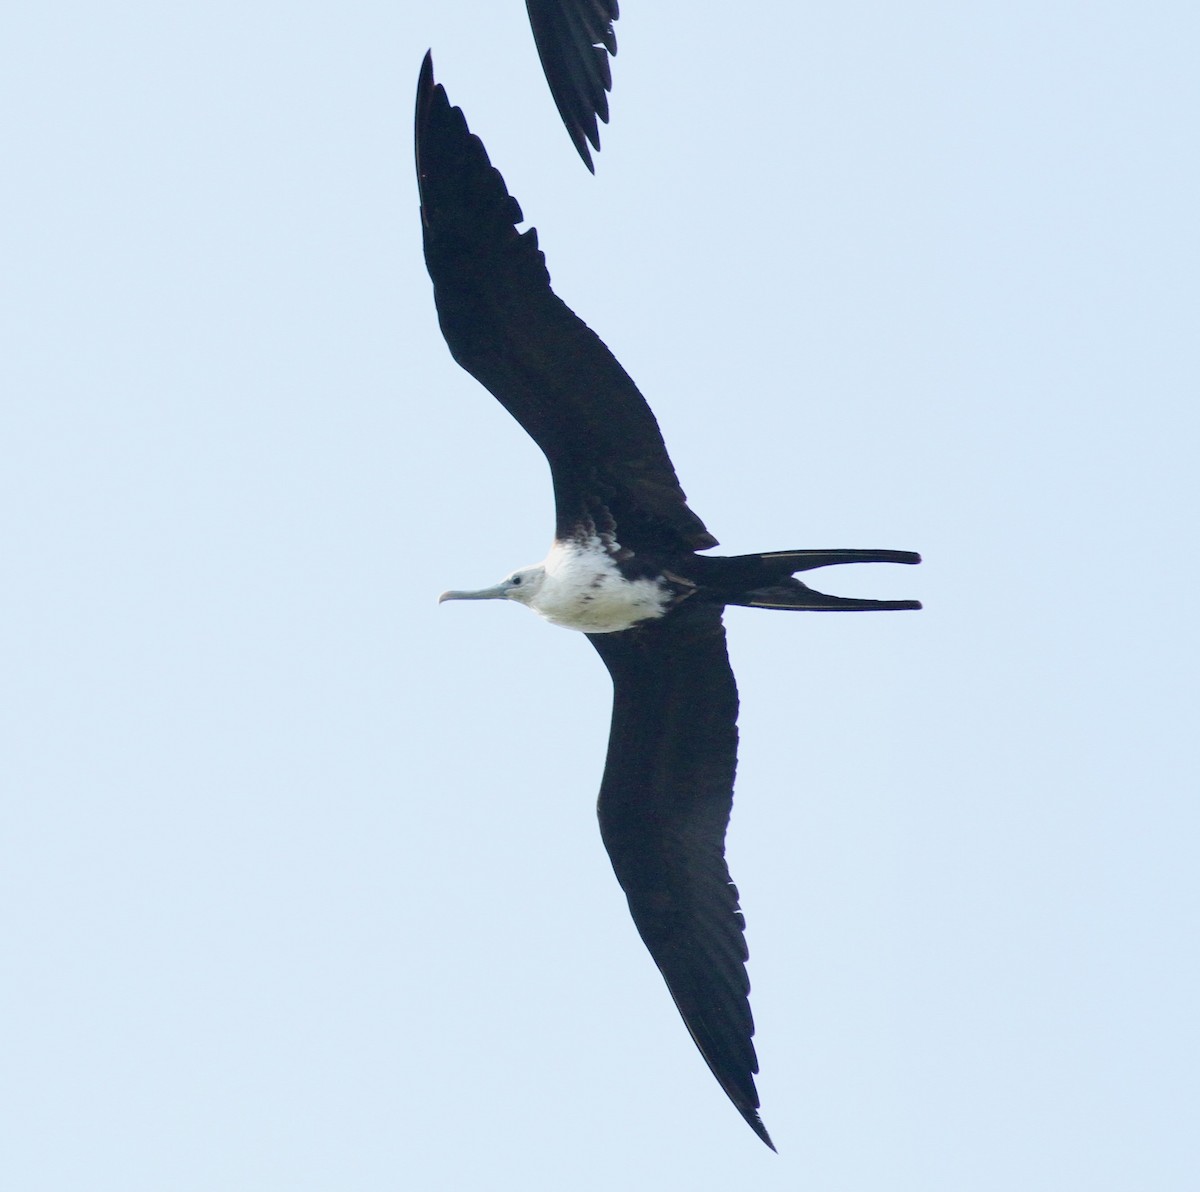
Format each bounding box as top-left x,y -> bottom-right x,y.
531,540 -> 670,633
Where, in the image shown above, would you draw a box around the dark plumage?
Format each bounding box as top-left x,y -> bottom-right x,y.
416,53 -> 920,1148
525,0 -> 619,170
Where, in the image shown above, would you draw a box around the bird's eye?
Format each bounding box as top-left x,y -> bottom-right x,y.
510,575 -> 521,585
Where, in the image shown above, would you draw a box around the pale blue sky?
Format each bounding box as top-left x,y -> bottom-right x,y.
3,3 -> 1197,1189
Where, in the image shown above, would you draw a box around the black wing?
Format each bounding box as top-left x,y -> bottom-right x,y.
588,604 -> 773,1149
415,54 -> 716,555
525,0 -> 619,171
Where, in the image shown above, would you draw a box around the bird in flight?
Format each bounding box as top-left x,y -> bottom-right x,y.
525,0 -> 619,170
415,53 -> 920,1148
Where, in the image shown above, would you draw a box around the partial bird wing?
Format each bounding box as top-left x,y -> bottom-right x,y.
415,54 -> 716,555
588,604 -> 773,1149
525,0 -> 619,171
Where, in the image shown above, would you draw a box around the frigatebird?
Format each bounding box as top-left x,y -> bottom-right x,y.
525,0 -> 618,170
415,53 -> 920,1149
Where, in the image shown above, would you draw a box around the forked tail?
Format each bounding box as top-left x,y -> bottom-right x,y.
715,548 -> 922,612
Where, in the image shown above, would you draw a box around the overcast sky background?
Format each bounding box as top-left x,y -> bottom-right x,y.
3,3 -> 1198,1189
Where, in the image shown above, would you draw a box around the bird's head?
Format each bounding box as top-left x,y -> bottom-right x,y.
438,565 -> 547,610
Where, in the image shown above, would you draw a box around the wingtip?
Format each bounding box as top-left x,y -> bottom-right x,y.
526,0 -> 618,170
736,1102 -> 776,1151
414,51 -> 438,217
564,123 -> 597,172
731,1082 -> 775,1150
415,49 -> 437,134
570,111 -> 604,174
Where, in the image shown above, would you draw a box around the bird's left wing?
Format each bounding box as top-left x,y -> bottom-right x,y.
415,54 -> 716,555
588,604 -> 773,1148
525,0 -> 619,171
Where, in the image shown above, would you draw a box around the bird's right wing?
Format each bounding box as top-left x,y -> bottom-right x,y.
525,0 -> 619,171
415,54 -> 716,555
588,604 -> 773,1148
